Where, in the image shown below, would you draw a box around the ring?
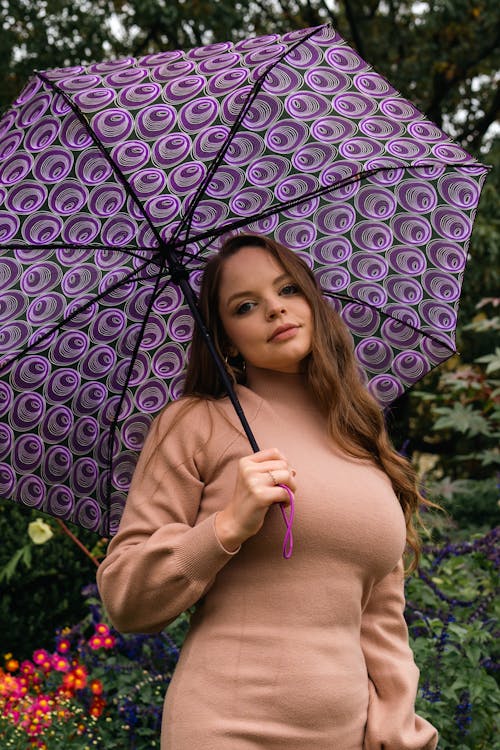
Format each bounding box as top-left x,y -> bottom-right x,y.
267,471 -> 279,486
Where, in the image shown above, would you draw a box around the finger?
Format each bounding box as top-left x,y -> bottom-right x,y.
263,469 -> 297,493
239,458 -> 290,482
247,448 -> 287,463
269,484 -> 295,506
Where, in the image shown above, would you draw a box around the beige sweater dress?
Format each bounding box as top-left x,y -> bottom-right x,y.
97,367 -> 438,750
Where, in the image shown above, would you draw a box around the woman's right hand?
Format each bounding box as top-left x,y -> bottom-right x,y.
215,447 -> 296,552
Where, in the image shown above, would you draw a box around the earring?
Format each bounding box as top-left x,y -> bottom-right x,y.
223,351 -> 246,381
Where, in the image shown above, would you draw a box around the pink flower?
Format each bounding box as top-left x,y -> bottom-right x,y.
94,622 -> 110,636
32,649 -> 49,665
88,635 -> 104,650
21,660 -> 35,675
32,695 -> 52,714
103,634 -> 116,649
32,650 -> 51,672
56,638 -> 71,654
51,654 -> 70,673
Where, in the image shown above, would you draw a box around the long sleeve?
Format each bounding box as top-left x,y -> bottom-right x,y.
361,559 -> 438,750
96,399 -> 239,634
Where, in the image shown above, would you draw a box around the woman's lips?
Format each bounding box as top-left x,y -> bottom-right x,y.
268,325 -> 299,342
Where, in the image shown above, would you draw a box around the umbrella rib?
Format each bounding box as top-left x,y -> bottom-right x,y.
171,25 -> 327,261
167,166 -> 380,250
0,243 -> 160,264
159,160 -> 482,254
0,257 -> 159,374
322,290 -> 457,353
35,71 -> 167,259
104,255 -> 170,534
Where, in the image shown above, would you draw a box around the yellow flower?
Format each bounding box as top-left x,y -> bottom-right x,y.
28,519 -> 54,545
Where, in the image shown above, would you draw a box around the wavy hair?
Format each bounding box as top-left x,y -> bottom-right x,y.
183,233 -> 432,570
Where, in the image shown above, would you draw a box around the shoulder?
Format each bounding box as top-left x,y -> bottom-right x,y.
206,385 -> 266,431
152,395 -> 213,441
146,387 -> 265,450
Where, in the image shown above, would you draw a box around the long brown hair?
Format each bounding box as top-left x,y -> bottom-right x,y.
184,233 -> 432,570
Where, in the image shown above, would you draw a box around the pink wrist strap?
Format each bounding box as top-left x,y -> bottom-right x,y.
278,484 -> 295,559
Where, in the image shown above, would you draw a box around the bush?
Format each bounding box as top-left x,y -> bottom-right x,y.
406,529 -> 499,749
0,583 -> 189,749
0,500 -> 104,659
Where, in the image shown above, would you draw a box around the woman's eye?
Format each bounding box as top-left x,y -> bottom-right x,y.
280,283 -> 299,296
235,301 -> 254,315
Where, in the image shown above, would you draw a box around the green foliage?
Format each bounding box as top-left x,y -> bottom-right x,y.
410,302 -> 500,529
406,532 -> 500,748
0,500 -> 103,659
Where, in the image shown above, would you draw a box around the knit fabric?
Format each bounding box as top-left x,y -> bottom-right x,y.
97,367 -> 438,749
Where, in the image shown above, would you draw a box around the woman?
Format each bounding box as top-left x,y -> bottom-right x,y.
97,233 -> 438,750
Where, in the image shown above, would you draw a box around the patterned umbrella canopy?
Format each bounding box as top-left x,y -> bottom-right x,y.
0,24 -> 489,536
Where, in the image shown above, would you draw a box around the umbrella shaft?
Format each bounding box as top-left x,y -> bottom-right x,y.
177,275 -> 260,454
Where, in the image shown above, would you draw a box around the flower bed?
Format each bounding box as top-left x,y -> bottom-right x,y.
1,531 -> 498,748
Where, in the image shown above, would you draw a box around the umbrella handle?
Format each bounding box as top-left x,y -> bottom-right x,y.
278,485 -> 295,559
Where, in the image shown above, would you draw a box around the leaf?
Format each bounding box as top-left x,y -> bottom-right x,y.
433,403 -> 492,435
0,544 -> 32,583
475,347 -> 500,374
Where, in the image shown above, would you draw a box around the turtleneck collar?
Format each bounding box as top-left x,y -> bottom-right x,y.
244,364 -> 320,414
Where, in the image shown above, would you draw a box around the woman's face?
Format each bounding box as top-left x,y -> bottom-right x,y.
217,246 -> 313,374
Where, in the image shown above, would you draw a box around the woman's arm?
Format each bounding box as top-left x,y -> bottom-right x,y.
361,559 -> 438,750
96,400 -> 238,634
97,397 -> 295,634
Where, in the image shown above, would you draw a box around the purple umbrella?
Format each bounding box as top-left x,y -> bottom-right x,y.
0,24 -> 490,537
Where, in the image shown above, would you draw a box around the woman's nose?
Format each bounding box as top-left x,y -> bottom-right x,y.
265,297 -> 286,320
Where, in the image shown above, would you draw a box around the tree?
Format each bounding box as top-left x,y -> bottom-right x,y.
1,1 -> 498,157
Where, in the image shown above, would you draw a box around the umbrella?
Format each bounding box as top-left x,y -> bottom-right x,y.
0,23 -> 490,539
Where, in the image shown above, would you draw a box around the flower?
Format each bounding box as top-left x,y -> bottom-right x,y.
20,660 -> 35,676
89,678 -> 103,695
5,657 -> 19,672
32,649 -> 51,672
88,634 -> 104,650
56,637 -> 71,654
89,695 -> 106,717
62,665 -> 88,692
103,634 -> 116,649
27,518 -> 53,545
51,654 -> 70,673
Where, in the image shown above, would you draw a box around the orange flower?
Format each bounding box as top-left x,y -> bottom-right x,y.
62,664 -> 88,692
5,658 -> 19,672
89,678 -> 103,695
89,695 -> 106,717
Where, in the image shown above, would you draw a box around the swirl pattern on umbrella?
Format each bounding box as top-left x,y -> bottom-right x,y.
0,24 -> 489,534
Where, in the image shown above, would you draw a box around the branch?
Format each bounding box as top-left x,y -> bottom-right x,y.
318,0 -> 338,26
462,85 -> 500,151
56,519 -> 100,568
426,33 -> 500,127
343,0 -> 366,58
